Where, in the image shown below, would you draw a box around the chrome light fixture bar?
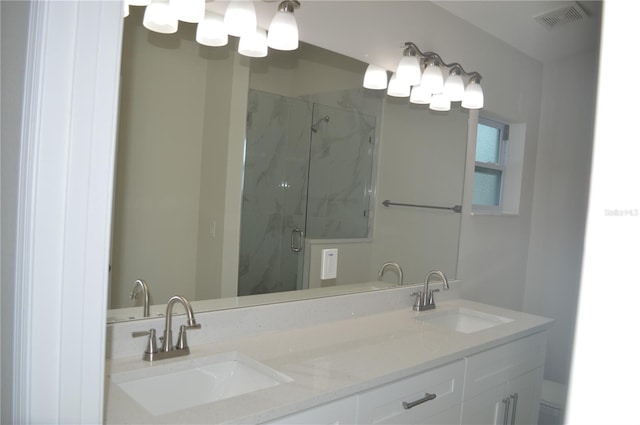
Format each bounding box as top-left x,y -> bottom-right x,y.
126,0 -> 302,59
363,41 -> 484,110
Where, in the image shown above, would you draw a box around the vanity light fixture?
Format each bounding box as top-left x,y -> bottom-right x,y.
364,41 -> 484,110
267,0 -> 300,51
126,0 -> 303,58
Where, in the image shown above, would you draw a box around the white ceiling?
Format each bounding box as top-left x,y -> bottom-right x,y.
432,1 -> 602,63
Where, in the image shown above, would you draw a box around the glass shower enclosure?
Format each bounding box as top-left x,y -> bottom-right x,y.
238,89 -> 376,296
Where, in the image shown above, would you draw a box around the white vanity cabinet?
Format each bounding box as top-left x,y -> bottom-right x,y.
356,359 -> 464,424
264,396 -> 358,425
460,332 -> 547,425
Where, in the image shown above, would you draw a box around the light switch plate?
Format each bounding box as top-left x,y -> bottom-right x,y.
321,248 -> 338,280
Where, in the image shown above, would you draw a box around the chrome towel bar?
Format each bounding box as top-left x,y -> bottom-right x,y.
382,200 -> 462,213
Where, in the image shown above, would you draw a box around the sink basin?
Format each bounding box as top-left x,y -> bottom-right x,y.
111,351 -> 292,415
416,307 -> 513,334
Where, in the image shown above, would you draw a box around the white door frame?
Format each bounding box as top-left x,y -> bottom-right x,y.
13,1 -> 122,422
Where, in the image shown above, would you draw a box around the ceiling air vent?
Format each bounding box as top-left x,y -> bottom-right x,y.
533,1 -> 588,30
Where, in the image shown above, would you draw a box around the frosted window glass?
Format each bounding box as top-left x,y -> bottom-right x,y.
473,167 -> 502,206
475,123 -> 501,163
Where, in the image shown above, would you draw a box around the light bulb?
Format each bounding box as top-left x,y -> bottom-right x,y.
238,28 -> 268,58
422,61 -> 444,95
444,72 -> 465,102
143,0 -> 178,34
430,93 -> 451,111
363,64 -> 388,90
409,84 -> 432,104
224,1 -> 256,38
196,12 -> 228,47
267,4 -> 299,51
462,80 -> 484,109
387,73 -> 410,97
395,55 -> 421,86
170,0 -> 204,23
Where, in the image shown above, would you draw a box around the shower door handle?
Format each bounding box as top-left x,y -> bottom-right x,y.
291,228 -> 304,253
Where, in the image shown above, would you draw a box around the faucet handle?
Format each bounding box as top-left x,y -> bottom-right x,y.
410,291 -> 423,311
132,328 -> 158,355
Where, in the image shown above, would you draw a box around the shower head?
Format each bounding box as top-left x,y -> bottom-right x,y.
311,115 -> 330,133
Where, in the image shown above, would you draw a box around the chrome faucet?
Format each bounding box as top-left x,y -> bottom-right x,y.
377,262 -> 404,285
411,270 -> 449,311
130,279 -> 150,317
132,295 -> 201,362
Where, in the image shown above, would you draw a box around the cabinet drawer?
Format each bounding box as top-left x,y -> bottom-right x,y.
357,360 -> 465,424
265,396 -> 357,425
464,332 -> 547,400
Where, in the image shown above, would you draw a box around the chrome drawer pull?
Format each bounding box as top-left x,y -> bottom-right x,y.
510,393 -> 518,425
502,397 -> 511,425
402,392 -> 436,410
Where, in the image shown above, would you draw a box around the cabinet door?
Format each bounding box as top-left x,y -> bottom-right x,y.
265,396 -> 357,425
507,367 -> 544,425
460,383 -> 508,425
357,360 -> 464,424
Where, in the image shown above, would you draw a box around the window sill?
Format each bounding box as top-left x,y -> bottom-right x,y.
470,209 -> 520,217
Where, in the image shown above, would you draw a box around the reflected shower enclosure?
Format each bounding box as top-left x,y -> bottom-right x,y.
239,90 -> 376,296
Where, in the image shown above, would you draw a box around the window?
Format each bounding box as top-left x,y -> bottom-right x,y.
473,117 -> 509,209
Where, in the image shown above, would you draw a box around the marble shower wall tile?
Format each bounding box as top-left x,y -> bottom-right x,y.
240,88 -> 379,294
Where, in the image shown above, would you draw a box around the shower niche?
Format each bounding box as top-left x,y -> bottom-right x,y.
238,89 -> 377,296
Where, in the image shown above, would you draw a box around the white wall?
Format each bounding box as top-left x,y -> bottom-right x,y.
524,49 -> 599,386
567,2 -> 640,421
1,2 -> 31,421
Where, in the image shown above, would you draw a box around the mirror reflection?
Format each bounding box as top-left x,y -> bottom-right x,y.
108,7 -> 468,319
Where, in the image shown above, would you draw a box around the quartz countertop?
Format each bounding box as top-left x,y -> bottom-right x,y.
104,298 -> 552,424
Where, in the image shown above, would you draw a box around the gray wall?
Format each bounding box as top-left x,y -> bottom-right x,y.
524,48 -> 599,386
1,1 -> 31,422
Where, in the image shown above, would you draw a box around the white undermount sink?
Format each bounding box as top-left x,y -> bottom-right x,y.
415,307 -> 513,334
111,351 -> 292,416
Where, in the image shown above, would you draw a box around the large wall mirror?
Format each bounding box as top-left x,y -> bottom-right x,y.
108,7 -> 469,321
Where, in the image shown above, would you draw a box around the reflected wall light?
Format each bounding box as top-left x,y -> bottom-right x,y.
170,0 -> 205,23
143,0 -> 178,34
363,41 -> 484,110
239,28 -> 268,58
196,12 -> 228,47
363,64 -> 389,90
224,0 -> 257,37
127,0 -> 303,58
267,0 -> 300,51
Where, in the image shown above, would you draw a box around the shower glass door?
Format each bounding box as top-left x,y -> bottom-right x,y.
239,90 -> 312,296
239,90 -> 377,296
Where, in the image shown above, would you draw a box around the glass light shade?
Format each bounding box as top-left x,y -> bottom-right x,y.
238,28 -> 268,58
387,73 -> 410,97
196,12 -> 228,47
143,0 -> 178,34
443,73 -> 465,102
395,55 -> 422,86
461,81 -> 485,109
422,62 -> 444,95
430,93 -> 451,111
170,0 -> 204,23
129,0 -> 151,6
363,64 -> 388,90
224,1 -> 256,38
409,85 -> 432,104
267,11 -> 299,51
